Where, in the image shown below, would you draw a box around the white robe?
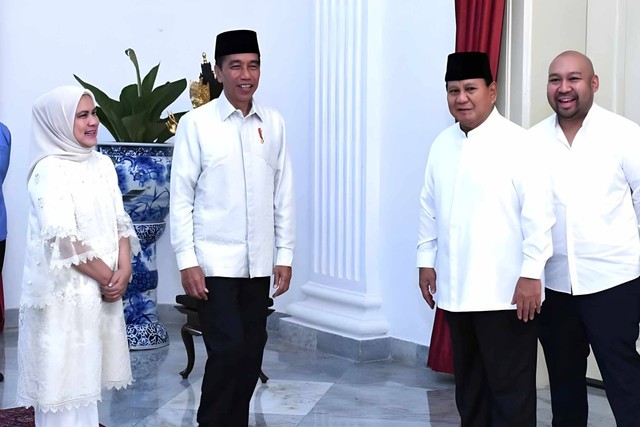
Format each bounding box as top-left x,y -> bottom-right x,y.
17,152 -> 136,413
417,108 -> 555,312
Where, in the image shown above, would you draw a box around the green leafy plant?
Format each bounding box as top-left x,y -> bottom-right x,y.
74,48 -> 187,143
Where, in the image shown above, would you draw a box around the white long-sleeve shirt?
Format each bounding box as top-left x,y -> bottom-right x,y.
417,108 -> 555,312
529,104 -> 640,295
170,93 -> 295,278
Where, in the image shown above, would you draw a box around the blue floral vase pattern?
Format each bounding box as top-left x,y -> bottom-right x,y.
98,142 -> 173,350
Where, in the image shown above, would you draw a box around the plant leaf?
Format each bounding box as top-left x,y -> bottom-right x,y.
143,121 -> 169,142
74,53 -> 188,143
146,79 -> 187,121
74,74 -> 130,141
122,112 -> 149,142
119,84 -> 143,115
125,48 -> 142,97
141,64 -> 160,97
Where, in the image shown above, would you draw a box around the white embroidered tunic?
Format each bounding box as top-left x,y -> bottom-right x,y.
17,153 -> 136,413
417,109 -> 555,312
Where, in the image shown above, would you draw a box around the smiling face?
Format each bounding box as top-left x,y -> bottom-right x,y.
73,94 -> 99,148
214,53 -> 261,116
547,51 -> 599,126
446,78 -> 497,133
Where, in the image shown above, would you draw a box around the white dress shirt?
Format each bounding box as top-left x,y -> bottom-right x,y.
170,93 -> 295,278
529,104 -> 640,295
417,108 -> 554,312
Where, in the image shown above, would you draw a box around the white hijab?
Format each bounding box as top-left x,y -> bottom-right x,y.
29,86 -> 97,179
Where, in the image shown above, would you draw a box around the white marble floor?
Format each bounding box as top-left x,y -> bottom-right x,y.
0,318 -> 616,426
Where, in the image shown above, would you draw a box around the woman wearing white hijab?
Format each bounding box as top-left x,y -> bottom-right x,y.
17,86 -> 138,426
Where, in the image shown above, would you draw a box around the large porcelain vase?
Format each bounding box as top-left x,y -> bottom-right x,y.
98,142 -> 173,350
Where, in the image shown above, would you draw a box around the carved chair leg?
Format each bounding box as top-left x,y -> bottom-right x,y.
258,369 -> 269,384
180,324 -> 197,379
176,302 -> 273,384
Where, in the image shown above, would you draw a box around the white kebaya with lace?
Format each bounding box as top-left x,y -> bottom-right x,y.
17,86 -> 139,415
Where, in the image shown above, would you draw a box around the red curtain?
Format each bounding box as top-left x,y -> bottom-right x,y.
426,308 -> 454,373
455,0 -> 506,81
426,0 -> 506,375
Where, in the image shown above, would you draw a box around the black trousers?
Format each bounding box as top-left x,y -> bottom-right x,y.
0,238 -> 5,270
539,279 -> 640,427
196,276 -> 270,427
444,309 -> 538,427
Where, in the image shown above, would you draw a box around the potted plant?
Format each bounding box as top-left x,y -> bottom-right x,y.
75,48 -> 186,143
74,49 -> 188,350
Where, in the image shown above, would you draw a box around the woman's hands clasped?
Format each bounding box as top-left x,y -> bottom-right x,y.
101,265 -> 131,302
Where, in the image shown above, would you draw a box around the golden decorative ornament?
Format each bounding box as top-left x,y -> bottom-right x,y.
189,81 -> 210,109
189,52 -> 212,109
165,111 -> 178,135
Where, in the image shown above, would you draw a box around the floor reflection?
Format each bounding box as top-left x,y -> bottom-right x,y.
0,319 -> 616,426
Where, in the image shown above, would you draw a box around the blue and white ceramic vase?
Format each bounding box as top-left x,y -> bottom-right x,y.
98,142 -> 173,350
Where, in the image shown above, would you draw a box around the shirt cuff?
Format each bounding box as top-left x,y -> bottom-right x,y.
417,251 -> 436,268
176,250 -> 199,271
520,259 -> 545,280
275,248 -> 293,266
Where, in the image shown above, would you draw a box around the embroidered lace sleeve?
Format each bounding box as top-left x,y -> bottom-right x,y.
29,160 -> 100,269
117,213 -> 140,255
52,237 -> 102,269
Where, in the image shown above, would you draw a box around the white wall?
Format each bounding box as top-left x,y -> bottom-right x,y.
0,0 -> 455,347
373,2 -> 456,345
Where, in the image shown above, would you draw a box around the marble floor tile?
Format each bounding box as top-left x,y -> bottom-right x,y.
135,408 -> 199,427
162,378 -> 334,416
297,414 -> 456,426
133,372 -> 333,426
250,380 -> 334,416
335,359 -> 456,390
307,382 -> 446,422
0,317 -> 618,426
536,387 -> 615,427
137,407 -> 305,427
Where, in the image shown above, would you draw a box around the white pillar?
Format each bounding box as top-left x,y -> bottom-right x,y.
285,0 -> 389,341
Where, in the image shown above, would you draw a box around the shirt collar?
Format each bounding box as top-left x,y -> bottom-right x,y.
458,106 -> 500,138
217,92 -> 263,122
552,102 -> 601,145
580,102 -> 601,129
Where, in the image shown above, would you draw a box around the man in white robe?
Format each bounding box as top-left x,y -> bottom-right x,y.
417,51 -> 554,426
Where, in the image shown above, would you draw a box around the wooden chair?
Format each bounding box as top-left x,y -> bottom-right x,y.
174,294 -> 271,383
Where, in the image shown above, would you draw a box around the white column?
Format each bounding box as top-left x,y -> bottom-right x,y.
285,0 -> 389,340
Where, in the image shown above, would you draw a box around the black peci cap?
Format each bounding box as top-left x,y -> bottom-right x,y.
214,29 -> 260,61
445,51 -> 493,85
